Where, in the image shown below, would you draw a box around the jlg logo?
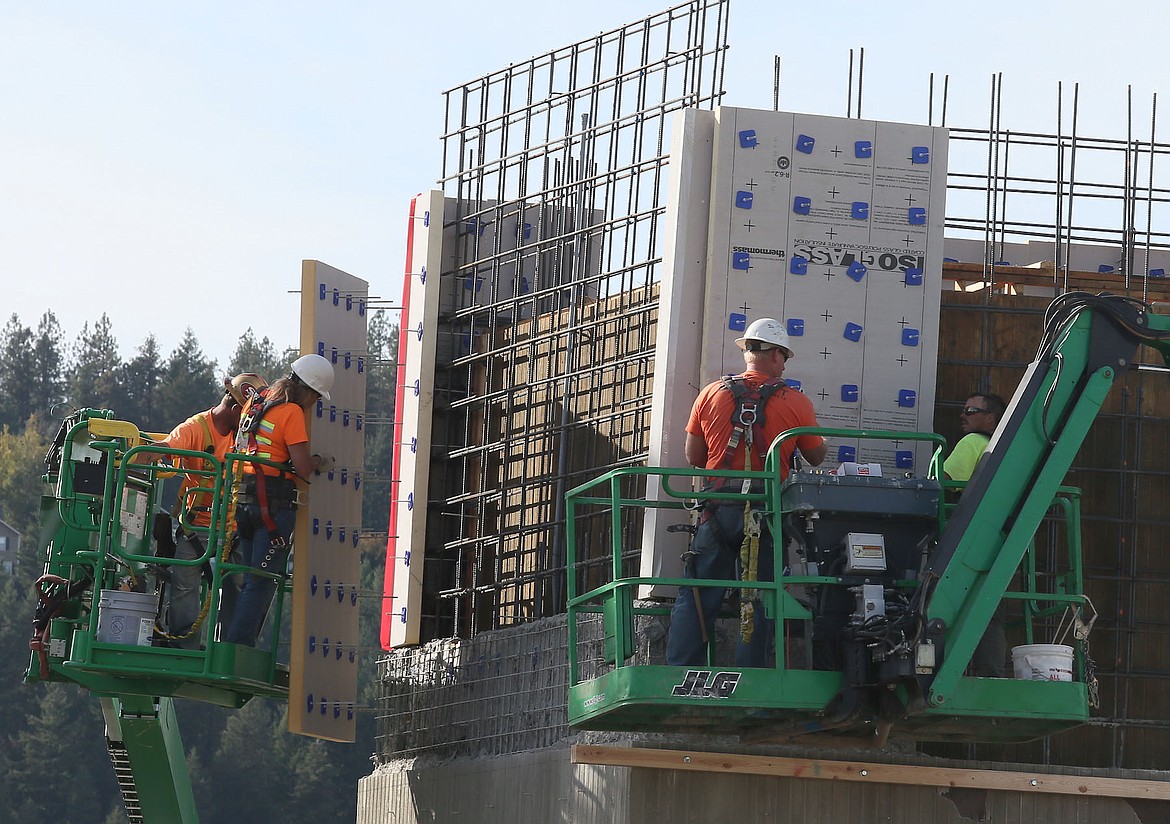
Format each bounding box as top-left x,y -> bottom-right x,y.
670,669 -> 741,698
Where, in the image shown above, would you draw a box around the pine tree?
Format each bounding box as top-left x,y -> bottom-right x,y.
201,699 -> 288,821
363,311 -> 398,532
121,335 -> 164,431
0,314 -> 38,432
67,314 -> 125,413
4,684 -> 116,821
286,733 -> 359,822
228,328 -> 293,383
155,329 -> 220,426
31,311 -> 65,431
0,577 -> 40,755
0,422 -> 49,539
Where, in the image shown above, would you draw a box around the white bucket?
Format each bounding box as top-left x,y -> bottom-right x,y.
96,589 -> 157,647
1011,643 -> 1074,682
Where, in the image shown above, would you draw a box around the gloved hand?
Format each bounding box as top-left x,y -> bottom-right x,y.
313,453 -> 336,474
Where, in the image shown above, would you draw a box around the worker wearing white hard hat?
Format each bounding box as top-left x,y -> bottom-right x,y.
290,353 -> 335,400
666,318 -> 826,668
733,316 -> 795,359
683,317 -> 819,478
223,353 -> 336,647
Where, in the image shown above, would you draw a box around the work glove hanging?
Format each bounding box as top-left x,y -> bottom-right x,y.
313,453 -> 336,474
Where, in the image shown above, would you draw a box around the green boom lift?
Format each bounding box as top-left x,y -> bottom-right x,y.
26,412 -> 292,823
567,292 -> 1170,745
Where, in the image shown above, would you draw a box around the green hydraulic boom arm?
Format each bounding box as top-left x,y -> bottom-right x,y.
101,695 -> 197,824
921,292 -> 1170,707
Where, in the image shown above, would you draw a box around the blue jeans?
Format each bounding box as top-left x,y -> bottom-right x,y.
224,503 -> 295,647
166,531 -> 207,650
666,504 -> 776,667
213,537 -> 244,643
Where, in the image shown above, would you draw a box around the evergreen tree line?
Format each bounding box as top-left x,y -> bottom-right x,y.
0,310 -> 399,823
0,310 -> 399,536
1,312 -> 289,448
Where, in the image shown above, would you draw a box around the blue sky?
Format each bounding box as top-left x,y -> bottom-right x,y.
2,0 -> 1165,368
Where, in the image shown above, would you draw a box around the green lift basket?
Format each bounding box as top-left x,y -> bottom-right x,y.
566,427 -> 1092,746
26,408 -> 295,823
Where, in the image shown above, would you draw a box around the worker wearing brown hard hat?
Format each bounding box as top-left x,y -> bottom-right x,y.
134,372 -> 269,649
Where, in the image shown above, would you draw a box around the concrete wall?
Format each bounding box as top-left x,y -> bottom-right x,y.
358,744 -> 1166,824
359,612 -> 1170,823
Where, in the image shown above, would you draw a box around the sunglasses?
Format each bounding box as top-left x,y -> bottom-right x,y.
961,406 -> 989,415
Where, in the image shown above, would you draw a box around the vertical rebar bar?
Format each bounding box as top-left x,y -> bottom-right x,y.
847,48 -> 854,118
1124,85 -> 1136,288
928,72 -> 934,126
1143,93 -> 1158,303
857,46 -> 864,119
774,55 -> 781,112
1063,83 -> 1081,294
1055,81 -> 1065,290
941,73 -> 949,128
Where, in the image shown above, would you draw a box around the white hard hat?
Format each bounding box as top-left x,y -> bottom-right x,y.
735,317 -> 793,358
290,354 -> 335,400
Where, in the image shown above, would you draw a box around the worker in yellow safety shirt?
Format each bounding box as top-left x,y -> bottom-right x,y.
943,393 -> 1006,481
943,391 -> 1008,676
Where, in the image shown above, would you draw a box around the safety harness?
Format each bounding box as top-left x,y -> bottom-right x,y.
703,375 -> 788,644
234,390 -> 299,572
715,375 -> 788,482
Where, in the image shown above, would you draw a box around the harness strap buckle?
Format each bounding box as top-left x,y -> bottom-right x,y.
745,507 -> 764,538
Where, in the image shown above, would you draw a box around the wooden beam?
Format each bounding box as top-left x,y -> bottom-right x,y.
941,260 -> 1170,300
571,745 -> 1170,800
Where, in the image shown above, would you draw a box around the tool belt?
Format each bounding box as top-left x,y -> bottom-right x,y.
696,485 -> 764,526
237,473 -> 298,511
702,479 -> 767,496
175,527 -> 204,550
694,496 -> 770,556
238,471 -> 296,556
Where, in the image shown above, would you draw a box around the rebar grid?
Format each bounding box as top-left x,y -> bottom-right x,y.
943,79 -> 1170,295
373,618 -> 570,762
425,0 -> 728,639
